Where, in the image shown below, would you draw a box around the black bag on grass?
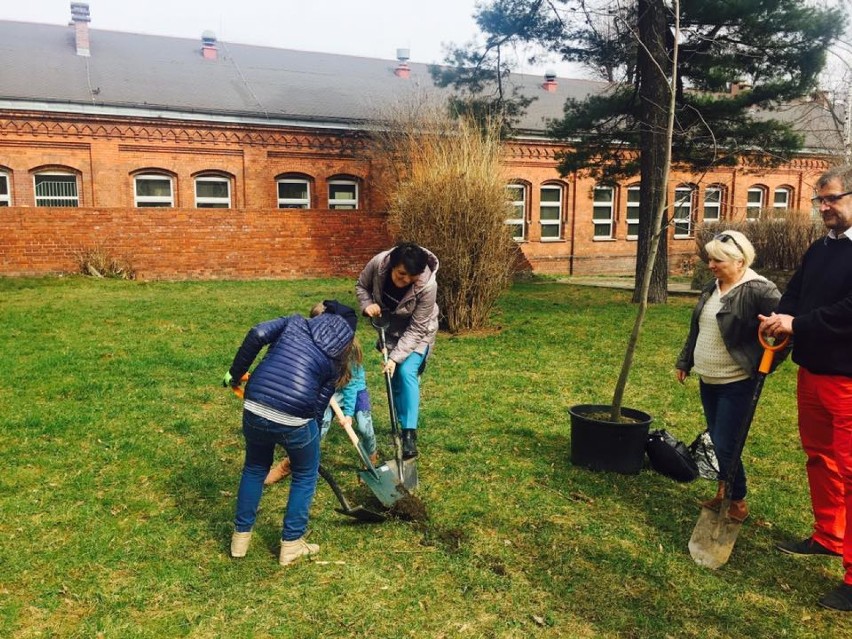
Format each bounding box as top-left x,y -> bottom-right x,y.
687,429 -> 720,481
646,429 -> 699,482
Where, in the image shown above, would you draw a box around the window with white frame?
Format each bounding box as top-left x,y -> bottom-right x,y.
539,184 -> 563,240
626,185 -> 640,239
506,184 -> 526,241
195,176 -> 231,208
135,174 -> 174,207
0,172 -> 10,206
673,185 -> 695,237
328,179 -> 358,210
277,178 -> 311,209
592,186 -> 614,239
704,186 -> 722,223
34,173 -> 78,207
746,187 -> 765,220
773,186 -> 791,212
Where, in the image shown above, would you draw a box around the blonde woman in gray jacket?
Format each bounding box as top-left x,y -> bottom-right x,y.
356,242 -> 439,459
676,230 -> 783,523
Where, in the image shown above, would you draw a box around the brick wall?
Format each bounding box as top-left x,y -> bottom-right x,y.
0,207 -> 392,279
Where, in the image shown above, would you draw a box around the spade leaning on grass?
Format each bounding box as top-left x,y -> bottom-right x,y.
223,301 -> 357,567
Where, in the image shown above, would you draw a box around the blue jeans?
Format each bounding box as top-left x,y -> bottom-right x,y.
699,378 -> 756,500
234,410 -> 320,541
392,349 -> 427,430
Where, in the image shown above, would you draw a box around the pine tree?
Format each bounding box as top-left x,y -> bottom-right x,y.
434,0 -> 847,301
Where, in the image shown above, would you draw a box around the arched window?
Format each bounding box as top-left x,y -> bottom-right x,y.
134,172 -> 175,207
540,182 -> 565,241
703,185 -> 725,223
746,185 -> 767,221
328,176 -> 359,210
593,184 -> 615,239
276,173 -> 312,209
0,169 -> 11,206
194,173 -> 232,208
34,170 -> 79,207
626,184 -> 640,240
773,186 -> 793,212
506,182 -> 527,241
673,184 -> 697,237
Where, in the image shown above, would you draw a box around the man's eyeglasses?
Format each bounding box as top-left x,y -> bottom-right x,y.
811,191 -> 852,206
714,233 -> 745,256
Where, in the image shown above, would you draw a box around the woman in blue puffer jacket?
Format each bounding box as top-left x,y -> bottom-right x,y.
223,301 -> 357,567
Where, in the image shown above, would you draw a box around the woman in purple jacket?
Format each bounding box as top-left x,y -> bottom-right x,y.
223,301 -> 356,566
356,242 -> 439,459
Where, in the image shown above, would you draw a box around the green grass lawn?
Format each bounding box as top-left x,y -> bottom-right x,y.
2,276 -> 850,638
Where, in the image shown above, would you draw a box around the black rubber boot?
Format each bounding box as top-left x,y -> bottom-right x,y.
401,429 -> 418,459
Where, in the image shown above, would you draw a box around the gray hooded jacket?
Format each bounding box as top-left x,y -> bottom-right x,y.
355,247 -> 439,364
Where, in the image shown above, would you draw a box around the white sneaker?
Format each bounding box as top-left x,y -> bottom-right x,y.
230,531 -> 252,558
279,537 -> 319,566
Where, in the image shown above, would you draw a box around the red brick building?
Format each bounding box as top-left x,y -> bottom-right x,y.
0,5 -> 842,279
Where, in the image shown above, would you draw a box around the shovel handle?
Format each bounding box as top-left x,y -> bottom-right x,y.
329,397 -> 360,448
757,333 -> 789,374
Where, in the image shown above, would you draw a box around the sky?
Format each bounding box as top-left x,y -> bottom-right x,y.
1,0 -> 586,78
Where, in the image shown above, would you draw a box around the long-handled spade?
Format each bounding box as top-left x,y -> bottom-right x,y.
229,374 -> 386,522
688,331 -> 789,569
371,313 -> 418,492
327,397 -> 406,509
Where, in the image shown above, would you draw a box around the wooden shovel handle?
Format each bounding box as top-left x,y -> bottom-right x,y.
329,397 -> 360,448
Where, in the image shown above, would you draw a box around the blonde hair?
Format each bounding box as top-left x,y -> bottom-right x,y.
703,230 -> 755,268
310,301 -> 361,389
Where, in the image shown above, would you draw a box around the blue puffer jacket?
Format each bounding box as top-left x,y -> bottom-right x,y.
228,314 -> 354,425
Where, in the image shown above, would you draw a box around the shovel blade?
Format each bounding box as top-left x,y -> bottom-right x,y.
358,463 -> 408,508
385,458 -> 418,491
688,505 -> 743,569
335,506 -> 387,523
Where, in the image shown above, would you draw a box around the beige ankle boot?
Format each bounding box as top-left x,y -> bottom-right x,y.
230,531 -> 252,558
264,458 -> 292,486
279,537 -> 319,566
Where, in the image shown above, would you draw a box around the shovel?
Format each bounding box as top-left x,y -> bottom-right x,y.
371,313 -> 419,492
328,397 -> 407,509
688,331 -> 789,569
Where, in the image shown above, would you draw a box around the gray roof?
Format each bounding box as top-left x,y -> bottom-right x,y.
0,20 -> 602,132
0,20 -> 842,152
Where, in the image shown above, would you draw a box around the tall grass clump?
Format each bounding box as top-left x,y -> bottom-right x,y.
370,105 -> 518,332
694,210 -> 825,289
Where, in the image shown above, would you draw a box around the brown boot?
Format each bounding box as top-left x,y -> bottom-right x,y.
727,499 -> 749,522
369,451 -> 379,466
700,482 -> 726,511
264,458 -> 291,486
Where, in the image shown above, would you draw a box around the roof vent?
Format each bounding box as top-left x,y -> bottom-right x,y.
202,30 -> 218,61
70,2 -> 91,57
394,48 -> 411,79
542,70 -> 558,92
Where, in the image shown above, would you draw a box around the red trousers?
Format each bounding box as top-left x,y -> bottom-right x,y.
797,368 -> 852,585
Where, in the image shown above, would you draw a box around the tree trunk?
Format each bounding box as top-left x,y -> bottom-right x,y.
633,0 -> 669,305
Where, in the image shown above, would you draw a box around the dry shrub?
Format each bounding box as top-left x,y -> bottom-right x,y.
74,245 -> 136,280
693,210 -> 824,289
370,104 -> 518,333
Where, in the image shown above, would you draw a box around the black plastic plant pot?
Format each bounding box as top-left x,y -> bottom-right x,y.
569,404 -> 653,475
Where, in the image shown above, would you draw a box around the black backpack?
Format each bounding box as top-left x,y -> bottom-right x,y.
646,429 -> 699,482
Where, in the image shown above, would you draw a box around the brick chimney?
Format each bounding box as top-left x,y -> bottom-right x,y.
202,30 -> 218,61
730,81 -> 752,96
70,2 -> 90,57
542,70 -> 558,92
394,48 -> 410,79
